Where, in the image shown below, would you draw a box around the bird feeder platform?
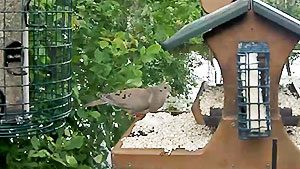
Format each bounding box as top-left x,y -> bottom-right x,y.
112,118 -> 300,169
112,0 -> 300,168
112,84 -> 300,169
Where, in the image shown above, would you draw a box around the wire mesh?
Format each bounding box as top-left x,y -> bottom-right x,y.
0,0 -> 72,137
237,42 -> 271,140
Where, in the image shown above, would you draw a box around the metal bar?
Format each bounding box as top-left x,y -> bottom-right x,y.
257,58 -> 261,134
247,52 -> 251,129
272,139 -> 278,169
204,115 -> 300,127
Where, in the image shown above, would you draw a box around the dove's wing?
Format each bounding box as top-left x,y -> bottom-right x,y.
84,83 -> 170,114
103,88 -> 152,113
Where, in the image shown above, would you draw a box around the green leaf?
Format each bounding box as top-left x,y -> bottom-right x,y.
115,32 -> 126,39
76,153 -> 87,162
29,149 -> 50,158
89,111 -> 101,119
72,86 -> 80,104
94,48 -> 102,60
54,137 -> 63,149
66,155 -> 78,168
128,48 -> 138,52
139,46 -> 146,55
94,50 -> 111,63
126,78 -> 142,87
146,44 -> 161,55
89,65 -> 99,73
113,38 -> 126,50
77,108 -> 88,119
30,136 -> 40,150
89,63 -> 112,78
41,56 -> 51,65
78,165 -> 92,169
38,48 -> 46,57
99,37 -> 111,42
141,5 -> 150,16
93,154 -> 103,164
77,5 -> 85,10
22,162 -> 39,167
64,136 -> 84,150
99,41 -> 109,49
64,128 -> 71,137
82,54 -> 89,66
51,153 -> 67,166
132,69 -> 143,76
140,54 -> 155,63
28,150 -> 36,157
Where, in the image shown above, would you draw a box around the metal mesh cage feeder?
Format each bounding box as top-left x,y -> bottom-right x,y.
0,0 -> 72,137
236,42 -> 271,139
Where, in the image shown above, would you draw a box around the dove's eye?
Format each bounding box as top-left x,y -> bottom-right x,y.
164,86 -> 167,89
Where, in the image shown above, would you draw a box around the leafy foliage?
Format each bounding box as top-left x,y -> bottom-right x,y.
262,0 -> 300,19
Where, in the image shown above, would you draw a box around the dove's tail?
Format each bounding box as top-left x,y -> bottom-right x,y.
83,99 -> 108,107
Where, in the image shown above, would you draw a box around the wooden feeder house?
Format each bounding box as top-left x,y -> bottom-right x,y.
112,0 -> 300,168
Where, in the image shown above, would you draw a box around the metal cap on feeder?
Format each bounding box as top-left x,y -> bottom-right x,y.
199,0 -> 234,13
0,0 -> 72,137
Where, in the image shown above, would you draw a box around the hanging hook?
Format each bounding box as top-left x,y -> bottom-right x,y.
23,0 -> 32,27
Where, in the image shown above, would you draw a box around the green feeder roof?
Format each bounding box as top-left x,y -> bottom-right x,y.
253,0 -> 300,36
162,0 -> 300,50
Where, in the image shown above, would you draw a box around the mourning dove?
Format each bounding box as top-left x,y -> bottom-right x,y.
84,83 -> 171,114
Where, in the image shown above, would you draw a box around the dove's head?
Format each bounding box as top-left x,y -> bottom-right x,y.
158,82 -> 171,95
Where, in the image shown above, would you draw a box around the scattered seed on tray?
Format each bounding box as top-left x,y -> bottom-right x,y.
121,85 -> 300,153
121,112 -> 212,154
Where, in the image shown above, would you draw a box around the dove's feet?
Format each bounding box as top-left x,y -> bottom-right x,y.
135,113 -> 146,120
